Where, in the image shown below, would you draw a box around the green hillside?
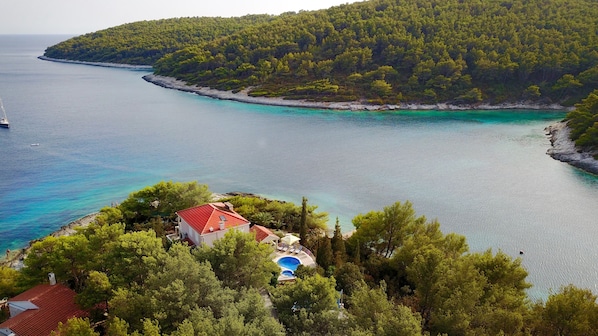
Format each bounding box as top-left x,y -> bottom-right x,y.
45,0 -> 598,106
566,89 -> 598,158
43,0 -> 598,153
150,0 -> 598,106
43,15 -> 275,65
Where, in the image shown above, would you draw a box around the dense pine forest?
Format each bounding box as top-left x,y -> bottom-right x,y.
45,0 -> 598,107
44,15 -> 275,65
566,89 -> 598,158
3,181 -> 598,335
43,0 -> 598,154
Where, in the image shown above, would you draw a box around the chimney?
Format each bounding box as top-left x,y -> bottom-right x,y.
48,272 -> 56,285
224,202 -> 234,211
218,214 -> 227,230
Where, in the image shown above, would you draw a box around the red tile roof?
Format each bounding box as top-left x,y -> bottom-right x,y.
177,202 -> 250,235
250,225 -> 277,242
0,284 -> 87,336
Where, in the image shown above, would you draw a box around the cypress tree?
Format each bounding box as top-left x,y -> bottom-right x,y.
299,196 -> 307,245
316,236 -> 333,271
354,239 -> 361,265
331,217 -> 346,265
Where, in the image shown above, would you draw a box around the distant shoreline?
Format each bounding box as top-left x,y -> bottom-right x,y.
38,56 -> 595,174
38,56 -> 153,71
38,56 -> 571,111
143,74 -> 571,112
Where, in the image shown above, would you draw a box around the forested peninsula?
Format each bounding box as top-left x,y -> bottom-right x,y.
45,0 -> 598,105
4,181 -> 598,335
42,0 -> 598,167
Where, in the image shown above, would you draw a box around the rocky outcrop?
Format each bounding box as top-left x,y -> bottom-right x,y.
546,121 -> 598,175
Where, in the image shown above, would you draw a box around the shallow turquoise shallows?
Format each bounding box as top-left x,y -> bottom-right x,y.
1,35 -> 598,300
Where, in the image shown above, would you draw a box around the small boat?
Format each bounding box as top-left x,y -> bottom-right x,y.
0,98 -> 9,128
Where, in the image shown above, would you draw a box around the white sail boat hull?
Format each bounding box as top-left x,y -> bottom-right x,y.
0,98 -> 9,128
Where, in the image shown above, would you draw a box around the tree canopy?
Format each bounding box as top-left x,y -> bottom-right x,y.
44,16 -> 275,65
566,89 -> 598,155
118,180 -> 212,229
44,0 -> 598,106
6,183 -> 598,335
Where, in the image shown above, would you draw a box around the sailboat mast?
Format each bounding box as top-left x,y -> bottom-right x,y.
0,99 -> 6,119
0,98 -> 10,128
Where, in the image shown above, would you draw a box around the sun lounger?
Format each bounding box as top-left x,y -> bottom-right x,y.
288,246 -> 295,253
294,245 -> 302,254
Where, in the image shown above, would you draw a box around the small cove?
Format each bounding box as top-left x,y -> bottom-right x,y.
1,35 -> 598,300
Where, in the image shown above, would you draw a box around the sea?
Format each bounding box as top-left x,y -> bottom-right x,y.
1,35 -> 598,300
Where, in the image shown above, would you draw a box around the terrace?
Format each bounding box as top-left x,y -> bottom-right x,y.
274,235 -> 316,282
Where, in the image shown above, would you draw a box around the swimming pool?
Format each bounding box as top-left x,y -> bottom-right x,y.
277,256 -> 302,276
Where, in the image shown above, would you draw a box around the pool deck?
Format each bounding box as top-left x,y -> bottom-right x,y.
273,244 -> 316,281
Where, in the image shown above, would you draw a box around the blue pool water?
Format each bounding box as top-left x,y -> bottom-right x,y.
278,256 -> 302,272
282,270 -> 294,277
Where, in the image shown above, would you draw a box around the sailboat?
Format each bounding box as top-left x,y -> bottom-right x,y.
0,98 -> 9,128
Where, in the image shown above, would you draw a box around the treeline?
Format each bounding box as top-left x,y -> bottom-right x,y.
566,89 -> 598,156
152,0 -> 598,105
45,0 -> 598,106
3,181 -> 598,335
43,15 -> 275,65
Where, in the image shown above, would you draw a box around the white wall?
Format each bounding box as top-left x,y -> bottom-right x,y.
177,217 -> 250,247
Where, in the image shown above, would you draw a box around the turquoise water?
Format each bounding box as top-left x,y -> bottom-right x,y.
1,35 -> 598,299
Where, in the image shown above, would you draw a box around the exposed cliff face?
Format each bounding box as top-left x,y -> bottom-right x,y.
546,121 -> 598,175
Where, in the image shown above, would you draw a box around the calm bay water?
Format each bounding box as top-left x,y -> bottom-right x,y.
1,35 -> 597,299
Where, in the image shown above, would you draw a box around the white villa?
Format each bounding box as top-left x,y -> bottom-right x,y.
175,202 -> 251,247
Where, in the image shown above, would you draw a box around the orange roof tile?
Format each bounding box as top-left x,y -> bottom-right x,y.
250,225 -> 277,242
176,202 -> 250,235
0,284 -> 87,336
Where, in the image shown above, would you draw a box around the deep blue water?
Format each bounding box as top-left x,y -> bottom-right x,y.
1,35 -> 598,299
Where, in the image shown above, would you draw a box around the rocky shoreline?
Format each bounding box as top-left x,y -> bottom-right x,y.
0,213 -> 98,269
38,56 -> 153,71
546,121 -> 598,175
143,74 -> 570,111
38,56 -> 570,111
0,193 -> 234,269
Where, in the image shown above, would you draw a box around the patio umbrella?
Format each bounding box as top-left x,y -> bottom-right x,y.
281,234 -> 300,246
